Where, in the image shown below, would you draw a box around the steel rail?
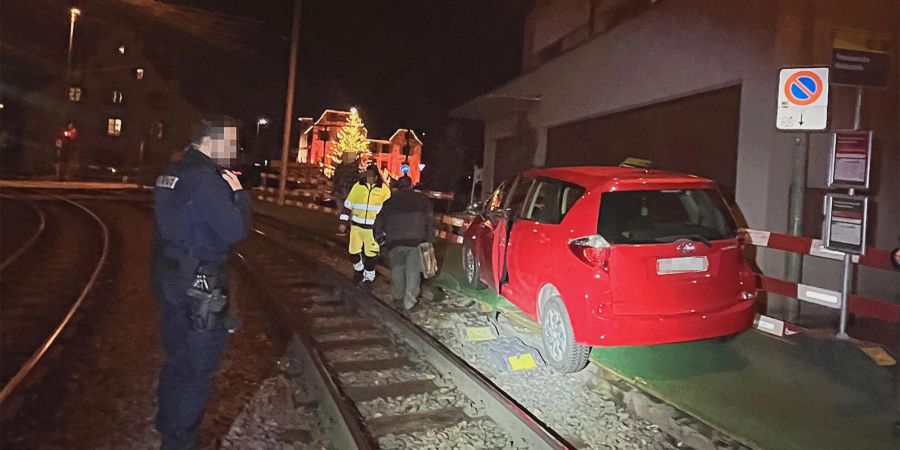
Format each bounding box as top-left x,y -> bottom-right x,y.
237,244 -> 376,449
248,225 -> 571,450
0,195 -> 110,405
0,196 -> 47,271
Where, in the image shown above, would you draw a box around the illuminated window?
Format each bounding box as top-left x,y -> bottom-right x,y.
112,90 -> 124,104
135,68 -> 144,80
106,118 -> 123,137
67,86 -> 82,102
118,45 -> 126,55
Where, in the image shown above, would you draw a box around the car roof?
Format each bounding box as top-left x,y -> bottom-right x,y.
523,166 -> 714,189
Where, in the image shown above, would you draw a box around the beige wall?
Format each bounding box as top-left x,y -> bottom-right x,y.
472,0 -> 899,299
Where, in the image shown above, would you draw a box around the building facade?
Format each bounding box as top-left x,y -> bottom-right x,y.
301,109 -> 425,184
22,29 -> 200,177
453,0 -> 899,304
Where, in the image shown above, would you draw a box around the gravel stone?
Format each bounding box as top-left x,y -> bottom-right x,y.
337,367 -> 434,386
357,391 -> 468,418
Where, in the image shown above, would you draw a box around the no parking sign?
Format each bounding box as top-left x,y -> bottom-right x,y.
776,67 -> 829,131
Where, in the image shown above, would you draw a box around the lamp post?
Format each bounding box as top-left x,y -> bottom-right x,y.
256,116 -> 269,137
61,7 -> 81,181
67,7 -> 81,68
255,116 -> 269,157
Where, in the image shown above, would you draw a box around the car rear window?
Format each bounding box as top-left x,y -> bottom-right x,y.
598,189 -> 737,244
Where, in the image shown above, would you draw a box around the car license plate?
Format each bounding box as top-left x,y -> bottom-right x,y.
656,256 -> 708,275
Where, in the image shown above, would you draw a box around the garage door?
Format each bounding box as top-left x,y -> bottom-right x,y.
546,85 -> 741,198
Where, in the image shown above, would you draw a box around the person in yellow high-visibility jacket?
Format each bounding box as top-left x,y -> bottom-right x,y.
338,164 -> 391,286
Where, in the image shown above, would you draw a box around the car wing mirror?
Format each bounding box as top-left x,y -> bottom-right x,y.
487,208 -> 511,223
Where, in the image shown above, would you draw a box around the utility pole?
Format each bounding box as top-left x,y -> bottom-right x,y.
277,0 -> 302,206
783,132 -> 809,323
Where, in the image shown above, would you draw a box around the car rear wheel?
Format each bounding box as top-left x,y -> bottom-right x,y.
462,244 -> 485,290
541,296 -> 590,373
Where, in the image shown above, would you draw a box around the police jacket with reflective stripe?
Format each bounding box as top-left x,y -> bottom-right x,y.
342,181 -> 391,226
375,189 -> 435,250
153,147 -> 252,266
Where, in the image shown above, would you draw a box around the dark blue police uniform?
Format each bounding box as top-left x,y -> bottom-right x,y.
152,146 -> 251,449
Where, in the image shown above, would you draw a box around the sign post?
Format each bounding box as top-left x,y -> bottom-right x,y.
776,67 -> 830,131
828,130 -> 872,190
823,194 -> 868,339
831,28 -> 891,88
777,67 -> 829,322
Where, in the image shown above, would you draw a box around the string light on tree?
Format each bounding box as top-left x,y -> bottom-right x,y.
325,107 -> 369,178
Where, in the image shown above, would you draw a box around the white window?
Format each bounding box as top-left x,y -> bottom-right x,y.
135,68 -> 144,80
107,118 -> 123,137
68,86 -> 82,102
112,91 -> 124,104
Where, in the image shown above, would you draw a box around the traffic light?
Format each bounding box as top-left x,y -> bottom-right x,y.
62,123 -> 77,140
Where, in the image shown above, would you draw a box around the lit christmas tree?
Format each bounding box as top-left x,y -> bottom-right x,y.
325,107 -> 369,178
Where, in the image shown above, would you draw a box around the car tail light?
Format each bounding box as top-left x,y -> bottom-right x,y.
569,234 -> 611,271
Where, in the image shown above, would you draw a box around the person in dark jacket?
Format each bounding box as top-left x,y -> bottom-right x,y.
375,176 -> 435,310
152,116 -> 251,450
332,151 -> 360,227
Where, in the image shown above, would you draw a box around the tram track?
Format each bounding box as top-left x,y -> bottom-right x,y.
0,192 -> 110,406
0,196 -> 46,271
239,227 -> 570,449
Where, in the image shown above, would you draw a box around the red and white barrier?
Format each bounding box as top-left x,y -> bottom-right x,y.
741,228 -> 899,325
741,228 -> 894,271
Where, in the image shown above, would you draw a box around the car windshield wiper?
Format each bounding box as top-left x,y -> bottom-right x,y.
653,234 -> 713,248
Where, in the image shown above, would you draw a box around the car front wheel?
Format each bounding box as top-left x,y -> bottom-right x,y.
541,296 -> 590,373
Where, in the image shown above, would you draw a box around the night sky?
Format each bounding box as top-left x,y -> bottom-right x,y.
1,0 -> 529,165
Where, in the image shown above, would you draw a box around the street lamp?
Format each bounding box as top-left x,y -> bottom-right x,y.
255,116 -> 269,157
256,117 -> 269,136
68,7 -> 82,67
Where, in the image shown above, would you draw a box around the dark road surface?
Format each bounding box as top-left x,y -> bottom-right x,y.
1,198 -> 101,384
2,199 -> 291,449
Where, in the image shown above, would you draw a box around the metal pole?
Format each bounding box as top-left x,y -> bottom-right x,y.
895,319 -> 900,438
782,132 -> 809,322
277,0 -> 302,206
836,88 -> 864,339
67,12 -> 76,67
853,87 -> 863,130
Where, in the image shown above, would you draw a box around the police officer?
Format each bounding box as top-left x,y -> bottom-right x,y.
152,116 -> 251,450
338,163 -> 391,287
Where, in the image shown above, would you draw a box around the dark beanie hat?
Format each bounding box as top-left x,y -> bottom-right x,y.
396,176 -> 413,190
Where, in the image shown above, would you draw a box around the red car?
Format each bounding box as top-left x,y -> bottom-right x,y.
463,166 -> 757,372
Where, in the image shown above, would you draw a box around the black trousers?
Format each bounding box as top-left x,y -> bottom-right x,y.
154,273 -> 229,450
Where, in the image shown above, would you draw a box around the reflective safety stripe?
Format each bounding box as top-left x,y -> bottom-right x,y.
363,270 -> 376,281
349,203 -> 383,212
339,214 -> 350,221
352,216 -> 376,225
344,199 -> 353,209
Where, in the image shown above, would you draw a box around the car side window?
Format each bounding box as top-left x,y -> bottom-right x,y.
505,177 -> 533,218
522,179 -> 585,224
486,180 -> 511,212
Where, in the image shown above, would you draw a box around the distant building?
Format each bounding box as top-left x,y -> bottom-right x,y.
302,109 -> 425,184
303,109 -> 352,168
22,29 -> 200,176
